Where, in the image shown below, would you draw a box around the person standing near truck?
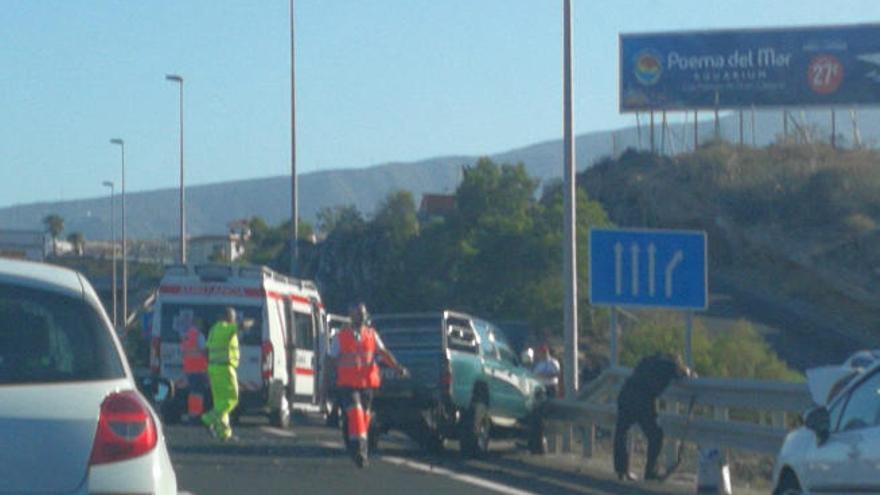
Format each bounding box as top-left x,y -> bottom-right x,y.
614,353 -> 693,482
329,303 -> 407,468
532,344 -> 561,399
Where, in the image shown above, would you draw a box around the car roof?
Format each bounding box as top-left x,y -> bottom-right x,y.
0,258 -> 84,298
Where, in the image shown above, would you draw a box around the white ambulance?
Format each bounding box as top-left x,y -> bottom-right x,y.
150,263 -> 326,428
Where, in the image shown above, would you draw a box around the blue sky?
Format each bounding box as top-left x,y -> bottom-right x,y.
1,1 -> 876,207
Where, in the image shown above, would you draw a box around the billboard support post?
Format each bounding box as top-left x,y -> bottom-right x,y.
661,110 -> 668,154
851,109 -> 862,148
636,112 -> 643,149
738,110 -> 744,147
751,106 -> 757,147
650,110 -> 655,153
693,110 -> 699,150
783,110 -> 789,141
831,109 -> 837,149
713,92 -> 720,141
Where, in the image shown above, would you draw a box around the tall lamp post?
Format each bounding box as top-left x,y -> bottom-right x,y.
102,180 -> 117,330
109,138 -> 127,331
165,74 -> 186,264
562,0 -> 579,399
289,0 -> 298,275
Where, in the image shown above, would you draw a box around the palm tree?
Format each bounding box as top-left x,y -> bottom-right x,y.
43,214 -> 64,257
67,232 -> 85,257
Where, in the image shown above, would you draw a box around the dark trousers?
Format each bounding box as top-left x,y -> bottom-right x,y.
613,401 -> 663,477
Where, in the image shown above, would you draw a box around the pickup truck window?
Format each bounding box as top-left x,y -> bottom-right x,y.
498,343 -> 519,367
447,318 -> 478,354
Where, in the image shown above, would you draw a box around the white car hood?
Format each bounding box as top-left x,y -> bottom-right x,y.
0,379 -> 130,494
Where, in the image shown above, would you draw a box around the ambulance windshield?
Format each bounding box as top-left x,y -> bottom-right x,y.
160,303 -> 264,345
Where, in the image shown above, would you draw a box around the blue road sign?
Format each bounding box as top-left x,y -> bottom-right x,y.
620,24 -> 880,111
589,228 -> 707,310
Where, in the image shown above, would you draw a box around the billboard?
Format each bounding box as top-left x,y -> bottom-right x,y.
620,24 -> 880,111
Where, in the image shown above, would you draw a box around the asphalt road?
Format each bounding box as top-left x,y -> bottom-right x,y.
166,414 -> 690,495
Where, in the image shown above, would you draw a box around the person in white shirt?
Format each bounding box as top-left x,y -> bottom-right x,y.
532,345 -> 560,399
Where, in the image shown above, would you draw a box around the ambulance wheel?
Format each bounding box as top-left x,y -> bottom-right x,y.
270,395 -> 291,429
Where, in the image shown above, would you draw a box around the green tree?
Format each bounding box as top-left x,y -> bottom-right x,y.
317,205 -> 365,235
43,214 -> 64,256
373,191 -> 419,246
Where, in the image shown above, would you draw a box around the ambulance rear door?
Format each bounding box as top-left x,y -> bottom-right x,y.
287,297 -> 319,406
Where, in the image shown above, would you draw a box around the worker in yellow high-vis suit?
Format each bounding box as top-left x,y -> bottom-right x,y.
201,307 -> 249,441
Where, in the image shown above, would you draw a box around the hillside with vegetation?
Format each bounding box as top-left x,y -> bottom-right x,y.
582,143 -> 880,368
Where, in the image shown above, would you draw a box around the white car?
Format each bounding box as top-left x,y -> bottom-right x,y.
0,259 -> 177,494
773,360 -> 880,494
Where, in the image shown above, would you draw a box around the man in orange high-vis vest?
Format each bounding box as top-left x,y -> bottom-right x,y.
329,303 -> 407,468
181,317 -> 208,420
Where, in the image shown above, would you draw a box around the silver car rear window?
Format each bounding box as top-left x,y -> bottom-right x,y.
0,284 -> 125,385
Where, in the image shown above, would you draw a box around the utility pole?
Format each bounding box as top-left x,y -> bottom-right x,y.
289,0 -> 299,275
110,138 -> 127,331
562,0 -> 578,399
165,74 -> 186,264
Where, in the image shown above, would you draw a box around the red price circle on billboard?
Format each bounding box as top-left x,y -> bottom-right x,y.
808,55 -> 844,94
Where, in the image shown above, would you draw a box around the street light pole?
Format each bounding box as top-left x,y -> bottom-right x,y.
110,138 -> 127,331
166,74 -> 186,264
562,0 -> 579,399
289,0 -> 299,276
102,181 -> 117,330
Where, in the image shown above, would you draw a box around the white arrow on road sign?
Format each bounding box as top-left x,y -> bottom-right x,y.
665,250 -> 684,299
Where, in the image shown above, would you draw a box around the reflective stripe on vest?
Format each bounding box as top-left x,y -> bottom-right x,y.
181,329 -> 207,373
336,327 -> 380,389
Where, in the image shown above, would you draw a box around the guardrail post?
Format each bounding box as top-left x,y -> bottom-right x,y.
547,423 -> 559,454
562,424 -> 573,453
580,423 -> 595,458
771,411 -> 786,429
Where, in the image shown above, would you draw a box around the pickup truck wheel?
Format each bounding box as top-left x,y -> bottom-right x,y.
416,425 -> 446,454
461,401 -> 490,459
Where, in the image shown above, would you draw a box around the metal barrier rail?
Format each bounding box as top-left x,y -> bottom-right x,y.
544,367 -> 812,457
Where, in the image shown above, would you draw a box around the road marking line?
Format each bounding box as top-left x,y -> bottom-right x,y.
381,456 -> 538,495
319,440 -> 344,449
260,426 -> 297,438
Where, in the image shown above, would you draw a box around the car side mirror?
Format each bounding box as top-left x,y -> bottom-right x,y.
136,376 -> 174,407
804,406 -> 831,444
520,348 -> 534,368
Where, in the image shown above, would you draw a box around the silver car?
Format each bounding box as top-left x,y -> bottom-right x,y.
0,259 -> 177,494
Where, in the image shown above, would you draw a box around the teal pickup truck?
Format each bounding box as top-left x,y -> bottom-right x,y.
371,311 -> 547,457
